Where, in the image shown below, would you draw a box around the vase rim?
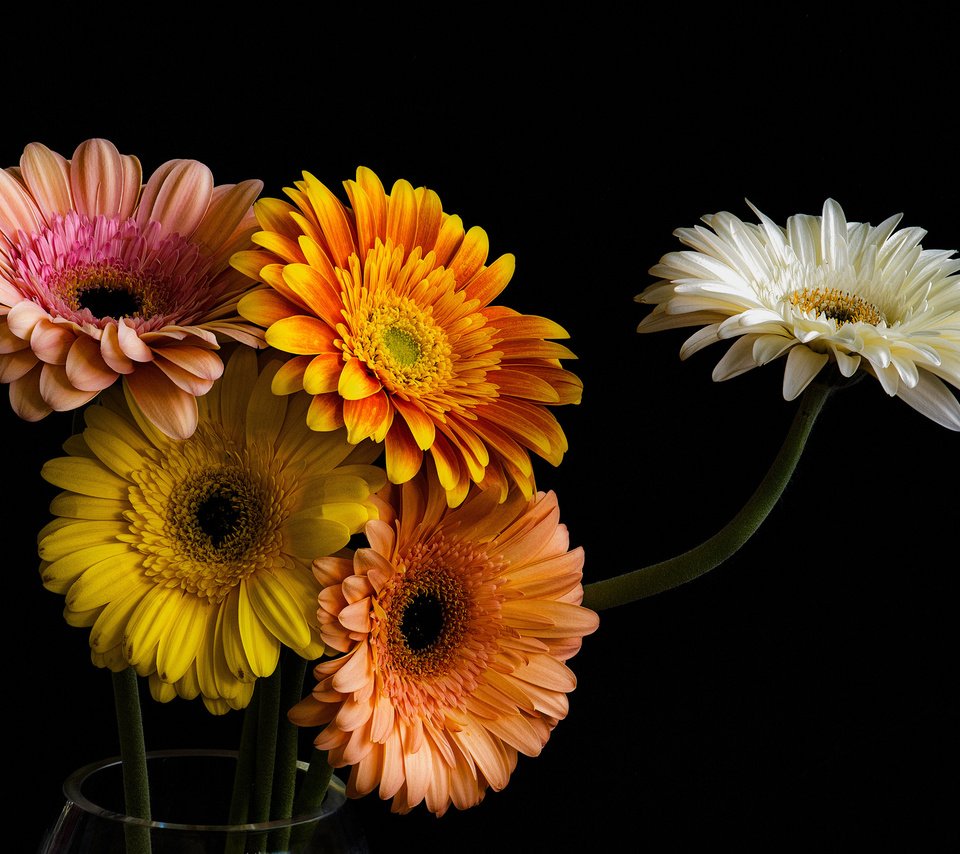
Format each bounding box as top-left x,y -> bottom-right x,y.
62,747 -> 347,833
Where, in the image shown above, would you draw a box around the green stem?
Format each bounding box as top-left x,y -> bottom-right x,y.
268,652 -> 308,851
111,667 -> 152,854
582,382 -> 831,611
228,687 -> 259,825
290,750 -> 334,849
247,666 -> 281,854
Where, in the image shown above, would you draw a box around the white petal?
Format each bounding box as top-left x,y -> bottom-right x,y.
896,372 -> 960,430
711,335 -> 759,381
782,346 -> 829,400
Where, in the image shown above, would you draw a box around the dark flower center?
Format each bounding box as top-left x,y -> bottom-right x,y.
195,487 -> 243,547
77,283 -> 144,319
400,592 -> 445,651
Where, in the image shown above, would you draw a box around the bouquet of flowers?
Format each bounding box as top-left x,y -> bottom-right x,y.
14,138 -> 960,852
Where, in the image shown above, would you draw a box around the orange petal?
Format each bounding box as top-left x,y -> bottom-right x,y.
413,187 -> 442,251
384,417 -> 423,483
391,395 -> 436,451
272,355 -> 310,395
306,393 -> 344,432
266,315 -> 334,355
492,313 -> 570,341
238,289 -> 300,328
282,263 -> 346,325
490,367 -> 561,403
303,353 -> 343,395
343,390 -> 392,444
386,179 -> 417,252
447,225 -> 489,286
302,171 -> 356,267
463,253 -> 515,306
124,366 -> 199,439
338,357 -> 382,400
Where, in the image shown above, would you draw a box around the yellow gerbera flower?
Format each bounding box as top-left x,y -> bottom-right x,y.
289,470 -> 599,815
0,138 -> 266,439
231,167 -> 582,507
38,346 -> 386,714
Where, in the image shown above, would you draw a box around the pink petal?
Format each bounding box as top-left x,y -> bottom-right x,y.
124,365 -> 199,439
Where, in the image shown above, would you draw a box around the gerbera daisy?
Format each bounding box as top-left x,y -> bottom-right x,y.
0,138 -> 266,439
231,167 -> 582,506
38,345 -> 386,714
637,199 -> 960,427
289,469 -> 599,815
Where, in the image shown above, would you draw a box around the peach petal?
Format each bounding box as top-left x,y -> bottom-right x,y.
70,139 -> 127,218
9,363 -> 51,420
5,300 -> 48,341
0,166 -> 44,239
124,366 -> 199,439
39,363 -> 99,411
117,319 -> 154,362
30,319 -> 75,364
65,335 -> 118,391
99,322 -> 136,374
20,143 -> 73,218
192,179 -> 263,257
0,348 -> 38,382
137,159 -> 213,238
153,353 -> 218,396
153,345 -> 224,381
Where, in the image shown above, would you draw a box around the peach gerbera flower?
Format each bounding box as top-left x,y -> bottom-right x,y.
231,167 -> 582,506
0,138 -> 265,438
289,469 -> 599,815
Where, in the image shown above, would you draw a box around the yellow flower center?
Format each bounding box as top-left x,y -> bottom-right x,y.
352,296 -> 453,394
787,287 -> 884,326
125,423 -> 288,603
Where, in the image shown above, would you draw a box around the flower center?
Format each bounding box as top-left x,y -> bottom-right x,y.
353,297 -> 453,393
126,424 -> 289,603
169,466 -> 266,564
787,287 -> 885,326
10,211 -> 214,331
386,567 -> 468,676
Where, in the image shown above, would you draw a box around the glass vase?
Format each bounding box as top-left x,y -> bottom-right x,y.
38,748 -> 368,853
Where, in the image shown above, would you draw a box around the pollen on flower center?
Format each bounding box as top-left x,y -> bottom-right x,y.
352,297 -> 453,393
787,287 -> 885,326
385,567 -> 468,676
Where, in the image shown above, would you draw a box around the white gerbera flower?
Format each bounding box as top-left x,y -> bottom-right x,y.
637,199 -> 960,428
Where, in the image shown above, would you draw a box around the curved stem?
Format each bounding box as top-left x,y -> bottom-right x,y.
111,667 -> 151,854
582,382 -> 831,611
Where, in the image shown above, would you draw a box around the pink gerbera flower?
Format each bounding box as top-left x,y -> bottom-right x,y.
0,138 -> 265,438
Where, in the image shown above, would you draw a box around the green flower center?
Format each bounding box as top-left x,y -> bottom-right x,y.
382,325 -> 422,367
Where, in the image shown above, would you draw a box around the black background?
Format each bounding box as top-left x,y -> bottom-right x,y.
8,10 -> 960,851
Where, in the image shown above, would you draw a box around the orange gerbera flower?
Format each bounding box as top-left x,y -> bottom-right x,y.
289,470 -> 599,815
0,138 -> 265,438
231,167 -> 581,506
